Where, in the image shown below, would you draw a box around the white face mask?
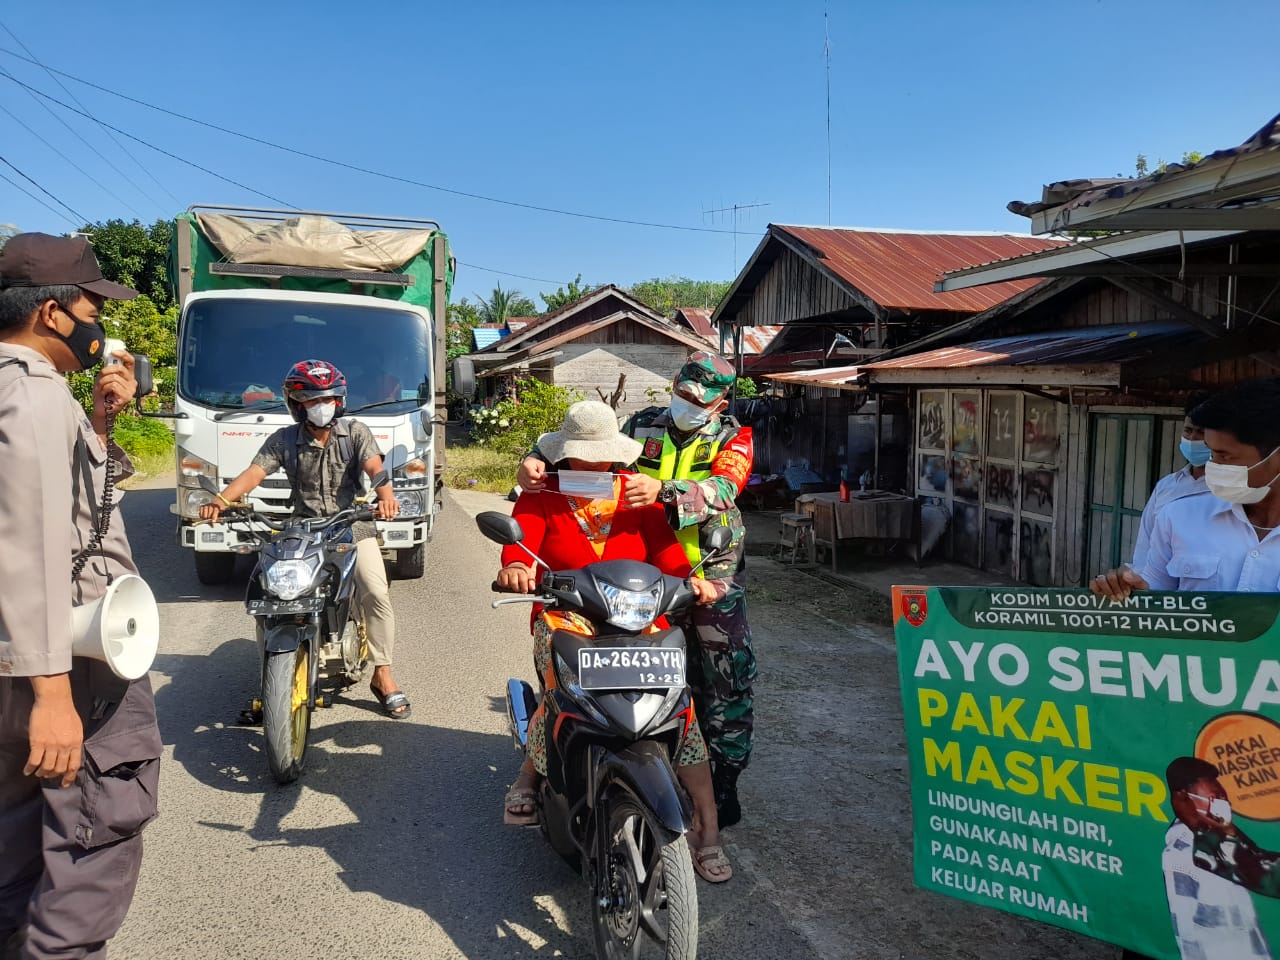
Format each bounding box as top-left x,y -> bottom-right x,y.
305,401 -> 338,427
670,395 -> 716,432
1204,446 -> 1280,505
1189,793 -> 1233,825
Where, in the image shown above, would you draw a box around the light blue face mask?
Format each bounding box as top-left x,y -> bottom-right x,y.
1179,437 -> 1211,467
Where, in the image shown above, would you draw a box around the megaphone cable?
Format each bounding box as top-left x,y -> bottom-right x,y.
71,408 -> 117,584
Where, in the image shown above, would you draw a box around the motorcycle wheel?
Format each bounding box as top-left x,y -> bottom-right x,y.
262,646 -> 311,784
592,795 -> 697,960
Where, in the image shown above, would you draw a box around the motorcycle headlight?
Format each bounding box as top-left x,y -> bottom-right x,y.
599,582 -> 662,631
265,557 -> 321,601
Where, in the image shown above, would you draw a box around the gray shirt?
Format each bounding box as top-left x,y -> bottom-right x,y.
251,418 -> 380,541
0,343 -> 139,678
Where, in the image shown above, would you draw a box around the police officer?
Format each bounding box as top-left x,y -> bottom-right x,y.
520,351 -> 757,826
0,234 -> 160,959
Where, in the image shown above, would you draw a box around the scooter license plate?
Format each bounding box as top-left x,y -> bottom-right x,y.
577,647 -> 685,691
246,597 -> 323,615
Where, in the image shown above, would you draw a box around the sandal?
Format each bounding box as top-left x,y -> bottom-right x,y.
691,844 -> 733,884
504,783 -> 540,826
370,683 -> 412,719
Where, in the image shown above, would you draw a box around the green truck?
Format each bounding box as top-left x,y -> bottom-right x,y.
169,205 -> 454,582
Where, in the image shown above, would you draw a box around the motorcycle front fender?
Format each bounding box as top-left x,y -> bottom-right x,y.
263,622 -> 311,654
590,741 -> 691,842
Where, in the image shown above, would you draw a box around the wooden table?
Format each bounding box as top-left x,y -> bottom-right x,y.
794,490 -> 917,573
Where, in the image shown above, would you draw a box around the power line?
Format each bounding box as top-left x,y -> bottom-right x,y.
0,49 -> 752,236
0,97 -> 145,219
0,168 -> 79,226
0,20 -> 181,209
0,154 -> 88,223
0,73 -> 295,208
457,261 -> 573,287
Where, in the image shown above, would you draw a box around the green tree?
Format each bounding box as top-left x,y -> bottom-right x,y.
447,297 -> 484,362
469,378 -> 583,456
627,276 -> 731,316
80,218 -> 174,308
539,274 -> 593,312
477,284 -> 537,325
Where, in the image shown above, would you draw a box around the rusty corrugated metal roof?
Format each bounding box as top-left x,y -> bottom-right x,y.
775,225 -> 1066,313
738,325 -> 781,354
674,307 -> 716,340
864,322 -> 1198,371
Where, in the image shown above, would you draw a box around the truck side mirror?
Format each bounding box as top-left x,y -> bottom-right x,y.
132,354 -> 155,412
451,357 -> 476,400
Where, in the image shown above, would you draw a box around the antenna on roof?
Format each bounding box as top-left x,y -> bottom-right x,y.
702,200 -> 771,276
825,7 -> 832,225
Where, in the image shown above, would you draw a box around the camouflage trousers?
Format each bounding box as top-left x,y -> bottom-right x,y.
526,615 -> 709,777
681,571 -> 756,773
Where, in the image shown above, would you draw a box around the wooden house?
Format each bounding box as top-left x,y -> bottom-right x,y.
466,285 -> 710,416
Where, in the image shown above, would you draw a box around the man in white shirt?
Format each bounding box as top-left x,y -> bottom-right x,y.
1092,378 -> 1280,599
1132,393 -> 1212,570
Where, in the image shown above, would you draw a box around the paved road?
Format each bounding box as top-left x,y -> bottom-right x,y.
110,478 -> 1118,960
111,480 -> 818,960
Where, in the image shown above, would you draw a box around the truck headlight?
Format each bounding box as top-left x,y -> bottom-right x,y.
398,457 -> 428,481
265,558 -> 321,601
182,488 -> 214,519
599,582 -> 662,631
393,489 -> 426,518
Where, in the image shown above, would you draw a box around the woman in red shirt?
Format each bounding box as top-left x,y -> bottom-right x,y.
495,401 -> 732,882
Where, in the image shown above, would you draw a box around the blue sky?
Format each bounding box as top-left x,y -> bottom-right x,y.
2,1 -> 1278,307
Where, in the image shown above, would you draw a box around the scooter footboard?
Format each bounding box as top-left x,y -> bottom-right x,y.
590,741 -> 691,842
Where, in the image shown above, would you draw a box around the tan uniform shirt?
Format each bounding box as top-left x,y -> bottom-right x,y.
0,343 -> 139,678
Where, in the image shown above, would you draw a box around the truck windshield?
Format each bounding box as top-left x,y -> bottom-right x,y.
178,299 -> 431,413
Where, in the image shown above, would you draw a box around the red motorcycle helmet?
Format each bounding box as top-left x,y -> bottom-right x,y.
283,359 -> 347,423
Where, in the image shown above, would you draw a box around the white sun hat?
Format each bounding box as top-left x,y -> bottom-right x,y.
537,400 -> 643,465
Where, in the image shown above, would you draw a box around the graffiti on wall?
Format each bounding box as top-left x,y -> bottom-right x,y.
952,456 -> 980,500
919,393 -> 945,449
1019,518 -> 1053,585
985,463 -> 1017,509
919,455 -> 947,493
953,395 -> 979,454
1024,398 -> 1060,463
1021,468 -> 1056,515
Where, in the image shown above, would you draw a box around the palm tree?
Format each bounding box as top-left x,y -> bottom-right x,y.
477,284 -> 538,325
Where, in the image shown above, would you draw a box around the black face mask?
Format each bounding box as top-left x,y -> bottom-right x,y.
55,305 -> 106,370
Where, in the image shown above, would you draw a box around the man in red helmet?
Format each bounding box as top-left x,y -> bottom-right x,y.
200,360 -> 411,718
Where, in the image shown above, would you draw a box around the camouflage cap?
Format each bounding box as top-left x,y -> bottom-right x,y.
673,351 -> 736,404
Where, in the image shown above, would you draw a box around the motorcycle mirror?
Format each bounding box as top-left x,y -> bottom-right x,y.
705,525 -> 733,555
476,511 -> 523,546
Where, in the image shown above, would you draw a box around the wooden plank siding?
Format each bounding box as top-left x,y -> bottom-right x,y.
722,245 -> 864,328
552,341 -> 689,418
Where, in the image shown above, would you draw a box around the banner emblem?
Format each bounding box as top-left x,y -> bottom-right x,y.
902,592 -> 928,627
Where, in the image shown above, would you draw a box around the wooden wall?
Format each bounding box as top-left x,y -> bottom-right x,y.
553,342 -> 689,417
721,245 -> 863,328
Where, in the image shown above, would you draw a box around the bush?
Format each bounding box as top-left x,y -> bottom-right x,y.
112,413 -> 174,459
470,378 -> 583,457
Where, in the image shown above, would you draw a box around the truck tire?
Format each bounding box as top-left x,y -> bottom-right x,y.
194,552 -> 236,585
394,544 -> 426,580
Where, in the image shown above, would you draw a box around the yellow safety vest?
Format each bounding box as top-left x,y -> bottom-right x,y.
634,427 -> 730,568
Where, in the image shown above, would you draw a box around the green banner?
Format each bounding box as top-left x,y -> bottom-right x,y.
893,586 -> 1280,959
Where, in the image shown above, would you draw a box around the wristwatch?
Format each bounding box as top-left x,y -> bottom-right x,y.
659,482 -> 678,505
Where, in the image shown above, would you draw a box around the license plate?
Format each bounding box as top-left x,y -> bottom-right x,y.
247,597 -> 323,615
577,647 -> 685,691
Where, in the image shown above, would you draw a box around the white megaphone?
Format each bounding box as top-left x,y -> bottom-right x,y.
71,575 -> 160,681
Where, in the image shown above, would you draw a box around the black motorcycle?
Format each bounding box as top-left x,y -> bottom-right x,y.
477,510 -> 730,960
203,479 -> 375,783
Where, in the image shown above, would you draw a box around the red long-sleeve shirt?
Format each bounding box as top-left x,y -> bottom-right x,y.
501,474 -> 693,578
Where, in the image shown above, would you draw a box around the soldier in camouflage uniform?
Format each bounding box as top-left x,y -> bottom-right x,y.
519,351 -> 757,827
